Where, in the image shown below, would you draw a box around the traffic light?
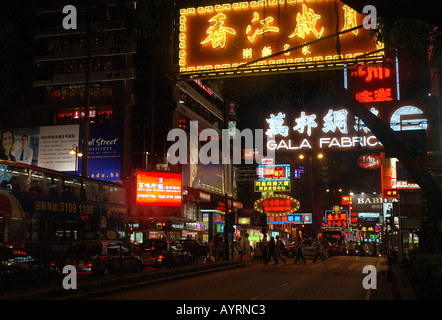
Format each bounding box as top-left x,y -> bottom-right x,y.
385,217 -> 393,229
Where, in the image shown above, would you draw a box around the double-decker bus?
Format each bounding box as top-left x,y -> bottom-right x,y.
0,159 -> 127,251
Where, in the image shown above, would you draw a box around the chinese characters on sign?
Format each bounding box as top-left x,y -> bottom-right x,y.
265,108 -> 383,152
267,213 -> 312,225
254,180 -> 290,192
254,194 -> 300,216
179,0 -> 381,76
324,210 -> 348,228
256,164 -> 290,180
136,171 -> 182,207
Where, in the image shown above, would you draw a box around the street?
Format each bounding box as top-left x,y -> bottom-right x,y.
93,256 -> 392,300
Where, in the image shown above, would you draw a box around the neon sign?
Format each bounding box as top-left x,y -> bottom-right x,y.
265,108 -> 383,152
267,213 -> 312,225
136,171 -> 182,206
179,0 -> 382,78
324,209 -> 348,228
256,164 -> 290,180
254,194 -> 300,216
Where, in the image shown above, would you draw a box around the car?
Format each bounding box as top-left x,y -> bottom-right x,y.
180,239 -> 209,262
61,240 -> 143,277
281,243 -> 298,258
136,239 -> 193,269
0,244 -> 60,289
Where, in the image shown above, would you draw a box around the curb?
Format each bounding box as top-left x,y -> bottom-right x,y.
0,260 -> 244,300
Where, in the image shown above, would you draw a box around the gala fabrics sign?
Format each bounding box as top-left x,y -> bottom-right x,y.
136,171 -> 182,207
264,99 -> 437,153
178,0 -> 382,78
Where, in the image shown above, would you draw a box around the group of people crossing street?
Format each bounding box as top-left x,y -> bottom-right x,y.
234,233 -> 333,266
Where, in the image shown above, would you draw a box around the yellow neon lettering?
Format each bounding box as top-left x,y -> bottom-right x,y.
289,4 -> 324,40
201,13 -> 236,49
247,12 -> 280,43
342,5 -> 358,35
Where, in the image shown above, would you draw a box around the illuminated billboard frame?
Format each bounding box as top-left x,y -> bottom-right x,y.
136,171 -> 182,207
178,0 -> 384,79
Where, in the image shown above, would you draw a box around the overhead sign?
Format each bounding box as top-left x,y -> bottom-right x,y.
324,209 -> 348,228
256,164 -> 290,180
178,0 -> 382,79
254,180 -> 290,192
267,213 -> 312,225
136,171 -> 182,207
254,194 -> 300,216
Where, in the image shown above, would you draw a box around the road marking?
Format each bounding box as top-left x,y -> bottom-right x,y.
280,283 -> 288,288
347,263 -> 358,270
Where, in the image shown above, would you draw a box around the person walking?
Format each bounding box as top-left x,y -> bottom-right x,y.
253,241 -> 262,262
275,235 -> 286,265
294,236 -> 306,265
321,237 -> 332,262
261,233 -> 269,264
312,238 -> 325,263
240,234 -> 252,262
265,236 -> 279,265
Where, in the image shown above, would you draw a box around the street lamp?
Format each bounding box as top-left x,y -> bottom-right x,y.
69,145 -> 83,175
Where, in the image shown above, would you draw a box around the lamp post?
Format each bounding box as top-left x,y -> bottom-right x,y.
69,145 -> 83,175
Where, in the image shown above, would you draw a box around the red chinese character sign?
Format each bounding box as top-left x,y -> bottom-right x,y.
254,194 -> 300,217
178,0 -> 382,79
136,171 -> 182,207
323,209 -> 348,228
346,63 -> 398,103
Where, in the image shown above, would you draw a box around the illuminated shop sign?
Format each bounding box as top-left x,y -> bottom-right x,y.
357,153 -> 382,170
136,171 -> 182,206
254,194 -> 300,216
256,164 -> 290,180
267,213 -> 312,225
341,195 -> 352,205
382,157 -> 420,191
265,108 -> 383,152
254,180 -> 290,192
324,210 -> 348,228
178,0 -> 381,78
347,64 -> 398,103
265,100 -> 433,153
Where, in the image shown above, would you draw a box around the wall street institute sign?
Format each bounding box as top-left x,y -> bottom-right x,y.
178,0 -> 383,79
254,194 -> 300,216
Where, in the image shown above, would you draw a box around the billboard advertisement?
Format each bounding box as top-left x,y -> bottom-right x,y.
136,171 -> 182,207
0,124 -> 122,182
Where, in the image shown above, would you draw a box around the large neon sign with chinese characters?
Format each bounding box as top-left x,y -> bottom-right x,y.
136,171 -> 182,206
178,0 -> 382,78
265,107 -> 383,152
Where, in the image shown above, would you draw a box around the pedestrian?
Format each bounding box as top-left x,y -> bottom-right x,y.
253,241 -> 262,261
294,236 -> 306,265
240,234 -> 252,262
217,237 -> 224,261
312,238 -> 324,263
235,236 -> 243,258
321,237 -> 332,261
265,236 -> 278,265
261,233 -> 269,264
275,235 -> 286,265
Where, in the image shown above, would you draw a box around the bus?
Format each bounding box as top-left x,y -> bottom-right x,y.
0,159 -> 127,252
